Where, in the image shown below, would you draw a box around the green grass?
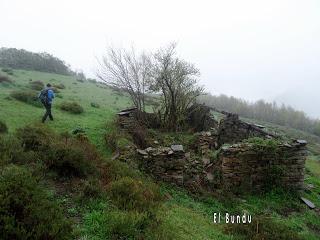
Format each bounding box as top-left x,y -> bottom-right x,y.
0,68 -> 132,154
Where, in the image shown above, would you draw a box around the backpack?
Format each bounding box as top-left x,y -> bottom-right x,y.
39,89 -> 49,105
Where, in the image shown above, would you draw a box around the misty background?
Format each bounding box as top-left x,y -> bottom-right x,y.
1,0 -> 319,118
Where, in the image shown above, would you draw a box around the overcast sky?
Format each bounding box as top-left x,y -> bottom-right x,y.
1,0 -> 320,118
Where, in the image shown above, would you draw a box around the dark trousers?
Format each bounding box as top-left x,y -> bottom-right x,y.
42,103 -> 53,123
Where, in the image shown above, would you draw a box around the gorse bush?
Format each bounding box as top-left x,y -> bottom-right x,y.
60,101 -> 84,114
0,120 -> 8,133
0,165 -> 73,240
29,80 -> 44,91
10,90 -> 42,107
107,177 -> 163,213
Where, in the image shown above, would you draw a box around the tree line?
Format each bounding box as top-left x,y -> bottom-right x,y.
198,93 -> 320,137
0,48 -> 73,75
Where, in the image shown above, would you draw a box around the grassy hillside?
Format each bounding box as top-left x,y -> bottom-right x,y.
0,69 -> 132,153
1,68 -> 320,239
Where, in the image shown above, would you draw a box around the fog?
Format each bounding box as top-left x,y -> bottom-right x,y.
1,0 -> 319,118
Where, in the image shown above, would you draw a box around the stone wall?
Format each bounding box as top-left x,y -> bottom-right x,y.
218,140 -> 307,192
137,139 -> 307,194
217,113 -> 272,146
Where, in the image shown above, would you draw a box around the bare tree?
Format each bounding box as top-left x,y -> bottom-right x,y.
97,46 -> 152,111
151,43 -> 203,130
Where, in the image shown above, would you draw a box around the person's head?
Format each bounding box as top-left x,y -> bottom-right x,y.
46,83 -> 51,88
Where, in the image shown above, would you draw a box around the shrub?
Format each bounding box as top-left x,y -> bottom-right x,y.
79,178 -> 103,199
45,142 -> 95,177
16,124 -> 53,151
107,177 -> 162,213
0,165 -> 73,240
53,83 -> 65,89
101,159 -> 142,184
29,80 -> 44,90
10,90 -> 41,107
0,120 -> 8,133
52,87 -> 60,93
81,209 -> 149,239
0,74 -> 12,84
2,68 -> 14,75
60,101 -> 84,114
15,125 -> 98,178
90,102 -> 100,108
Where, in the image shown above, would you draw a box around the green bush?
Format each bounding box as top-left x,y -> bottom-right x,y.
102,159 -> 142,184
90,102 -> 100,108
45,142 -> 96,177
2,68 -> 14,75
79,178 -> 103,199
0,165 -> 73,240
60,101 -> 84,114
16,124 -> 53,151
29,80 -> 44,91
107,177 -> 162,213
81,209 -> 149,239
53,83 -> 65,89
10,90 -> 42,107
0,120 -> 8,133
15,125 -> 98,178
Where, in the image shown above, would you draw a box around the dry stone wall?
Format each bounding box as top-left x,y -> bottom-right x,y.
219,140 -> 307,192
137,139 -> 307,194
217,113 -> 272,146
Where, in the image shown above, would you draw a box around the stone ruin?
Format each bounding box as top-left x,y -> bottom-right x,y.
117,108 -> 308,194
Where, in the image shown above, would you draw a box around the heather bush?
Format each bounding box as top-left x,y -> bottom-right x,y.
0,165 -> 73,240
29,80 -> 44,91
107,177 -> 162,213
16,124 -> 53,151
10,90 -> 42,107
60,101 -> 84,114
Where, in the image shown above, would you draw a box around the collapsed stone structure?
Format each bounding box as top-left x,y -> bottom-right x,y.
117,108 -> 308,194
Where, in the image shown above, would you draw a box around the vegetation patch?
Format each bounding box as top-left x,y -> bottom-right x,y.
223,216 -> 303,240
10,90 -> 42,107
60,101 -> 84,114
0,74 -> 13,84
29,80 -> 44,91
107,176 -> 163,213
90,102 -> 100,108
0,165 -> 73,240
53,83 -> 65,89
0,120 -> 8,134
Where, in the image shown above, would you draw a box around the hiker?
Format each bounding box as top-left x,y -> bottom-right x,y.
39,83 -> 55,123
